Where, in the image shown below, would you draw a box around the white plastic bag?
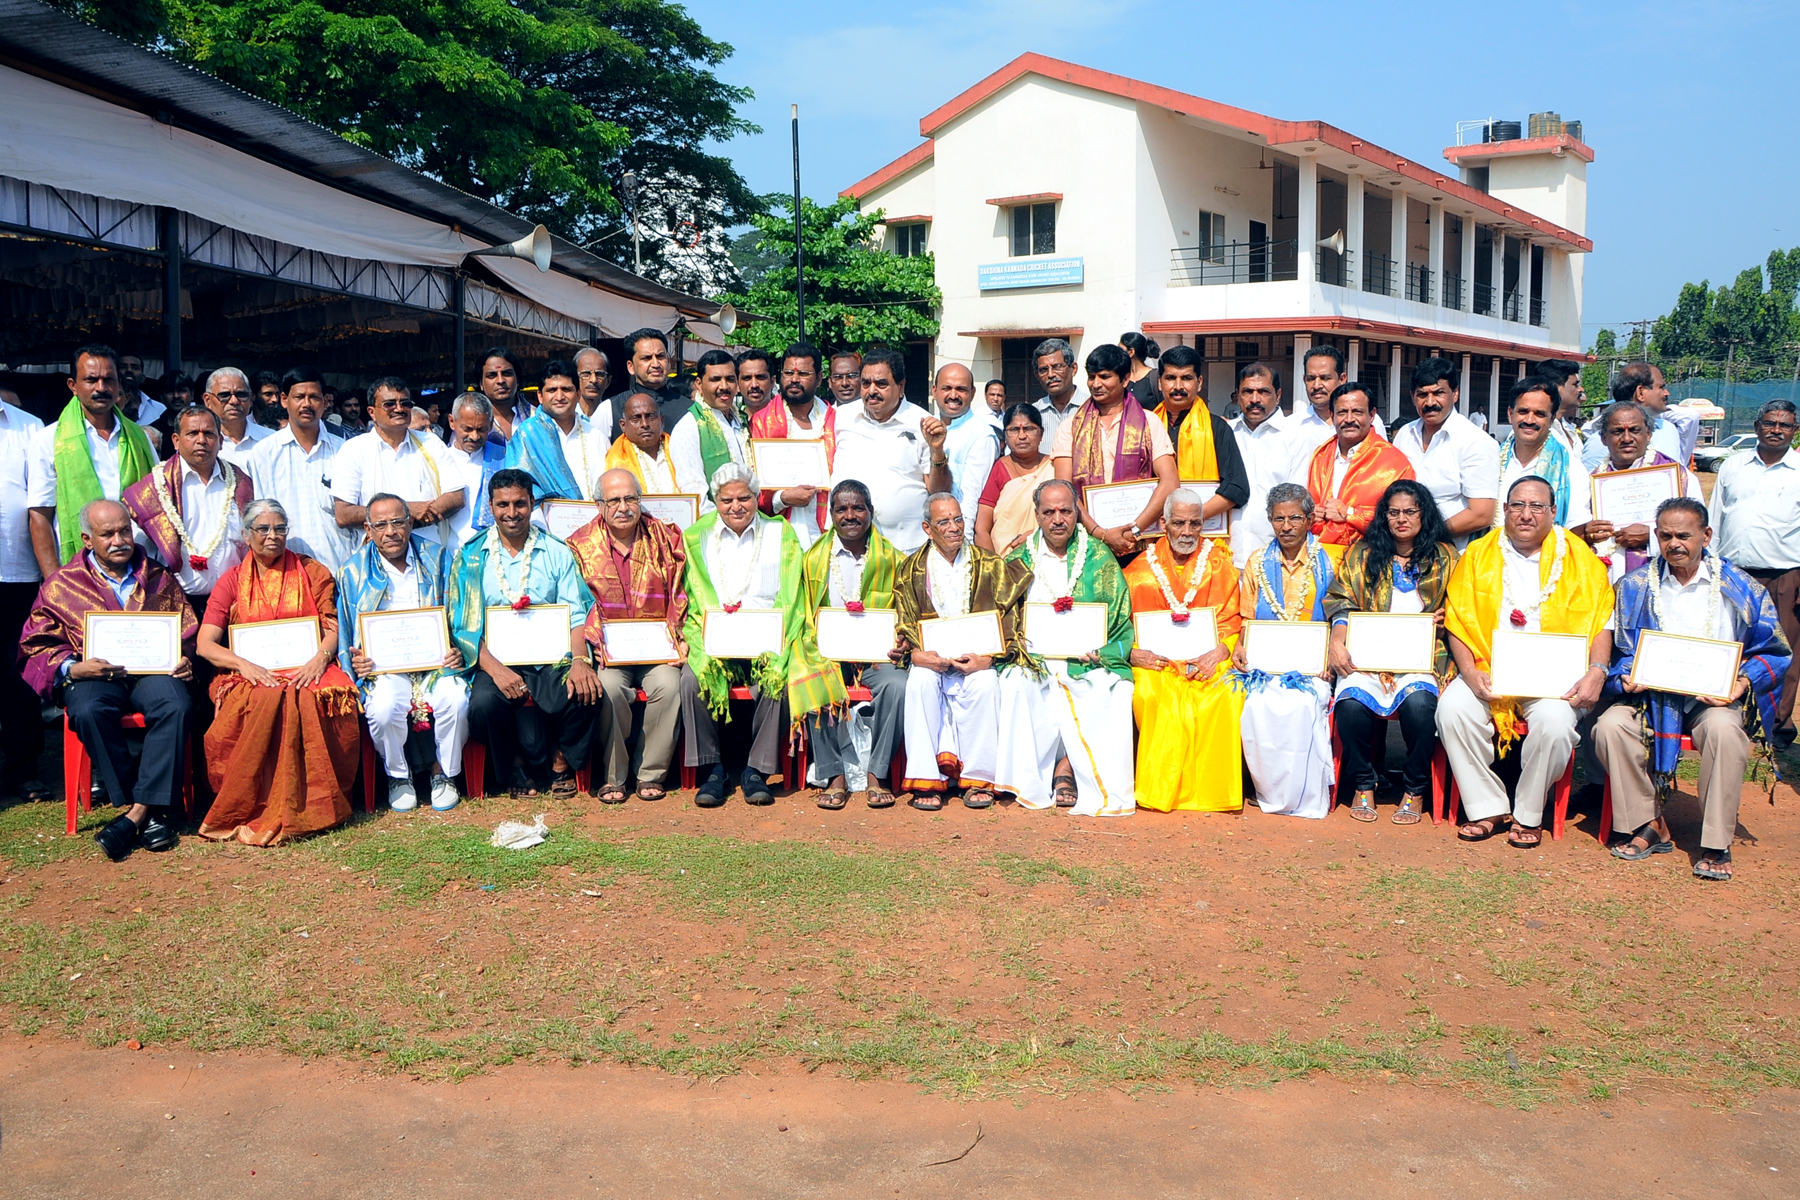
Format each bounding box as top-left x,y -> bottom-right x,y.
490,813 -> 549,850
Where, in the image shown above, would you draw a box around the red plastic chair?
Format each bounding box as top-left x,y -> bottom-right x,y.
788,684 -> 907,792
63,713 -> 194,835
460,693 -> 603,801
1442,719 -> 1578,839
1326,708 -> 1450,820
679,687 -> 802,790
1597,733 -> 1693,845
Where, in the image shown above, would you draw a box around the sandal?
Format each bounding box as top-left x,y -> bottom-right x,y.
963,788 -> 995,810
1694,849 -> 1733,881
1348,790 -> 1377,822
550,772 -> 579,799
816,788 -> 848,811
1507,823 -> 1543,849
1458,816 -> 1504,842
598,784 -> 627,805
17,779 -> 50,803
1391,794 -> 1424,826
866,788 -> 896,809
908,792 -> 944,812
1611,822 -> 1673,861
636,783 -> 666,802
508,770 -> 539,801
1051,774 -> 1078,808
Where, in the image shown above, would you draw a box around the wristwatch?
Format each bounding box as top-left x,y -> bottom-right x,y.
1128,522 -> 1142,539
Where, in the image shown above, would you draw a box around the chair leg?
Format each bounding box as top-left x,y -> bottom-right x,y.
1597,779 -> 1613,846
681,762 -> 695,790
1430,745 -> 1450,825
1327,710 -> 1341,814
1444,778 -> 1460,830
463,741 -> 485,801
1550,751 -> 1576,841
63,717 -> 89,836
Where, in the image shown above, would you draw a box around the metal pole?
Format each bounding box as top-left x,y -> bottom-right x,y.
792,104 -> 805,341
161,206 -> 182,375
452,274 -> 466,393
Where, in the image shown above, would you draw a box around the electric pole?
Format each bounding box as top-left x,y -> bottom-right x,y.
792,104 -> 805,341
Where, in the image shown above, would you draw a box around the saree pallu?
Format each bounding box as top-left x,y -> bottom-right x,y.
200,551 -> 359,845
987,458 -> 1054,552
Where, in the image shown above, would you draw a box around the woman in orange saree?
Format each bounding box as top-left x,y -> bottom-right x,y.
196,498 -> 360,845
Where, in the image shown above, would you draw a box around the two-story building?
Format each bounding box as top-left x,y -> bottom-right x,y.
841,53 -> 1592,427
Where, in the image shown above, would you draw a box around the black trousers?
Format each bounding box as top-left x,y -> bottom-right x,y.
1336,690 -> 1439,796
0,581 -> 45,786
64,675 -> 191,812
469,666 -> 594,788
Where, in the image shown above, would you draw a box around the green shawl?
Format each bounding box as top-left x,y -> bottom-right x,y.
1005,530 -> 1134,680
53,398 -> 155,564
688,399 -> 743,492
1322,537 -> 1460,683
787,524 -> 903,727
681,512 -> 805,719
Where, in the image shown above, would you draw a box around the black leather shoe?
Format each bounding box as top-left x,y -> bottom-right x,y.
139,811 -> 179,852
93,815 -> 139,862
742,768 -> 774,806
694,765 -> 728,809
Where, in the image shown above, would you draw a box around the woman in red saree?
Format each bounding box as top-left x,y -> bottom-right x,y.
196,498 -> 360,844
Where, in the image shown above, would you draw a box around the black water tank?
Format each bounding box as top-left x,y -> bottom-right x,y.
1490,120 -> 1523,142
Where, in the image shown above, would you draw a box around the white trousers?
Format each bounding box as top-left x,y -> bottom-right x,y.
903,666 -> 1000,790
996,665 -> 1136,816
1241,677 -> 1333,819
1436,676 -> 1578,826
364,673 -> 471,779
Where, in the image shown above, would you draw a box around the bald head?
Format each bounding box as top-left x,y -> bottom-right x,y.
933,362 -> 977,419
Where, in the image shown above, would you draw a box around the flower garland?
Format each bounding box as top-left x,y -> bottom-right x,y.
830,536 -> 866,613
1649,548 -> 1722,637
634,443 -> 675,493
925,547 -> 971,619
1144,537 -> 1214,624
1251,543 -> 1315,622
150,459 -> 238,570
709,516 -> 763,613
1028,528 -> 1089,613
488,525 -> 541,611
1500,528 -> 1568,628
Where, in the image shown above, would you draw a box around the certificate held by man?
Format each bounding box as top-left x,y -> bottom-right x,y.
703,607 -> 784,659
920,611 -> 1004,660
1344,612 -> 1436,674
1024,602 -> 1107,659
484,603 -> 573,666
817,607 -> 899,663
1180,480 -> 1230,536
1488,629 -> 1590,698
1629,630 -> 1742,701
1082,479 -> 1159,534
1133,608 -> 1218,661
229,616 -> 322,671
1243,620 -> 1329,675
356,607 -> 451,674
542,500 -> 601,540
750,440 -> 830,490
84,610 -> 183,674
1590,463 -> 1680,530
640,494 -> 699,530
600,618 -> 680,665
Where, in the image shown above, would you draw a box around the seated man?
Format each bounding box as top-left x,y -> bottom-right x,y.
20,499 -> 195,860
1440,477 -> 1613,847
1230,483 -> 1335,820
997,479 -> 1136,815
1124,488 -> 1245,811
566,467 -> 688,804
679,462 -> 804,807
449,469 -> 601,799
895,492 -> 1030,810
337,493 -> 469,812
1595,499 -> 1790,881
603,392 -> 682,495
787,480 -> 908,810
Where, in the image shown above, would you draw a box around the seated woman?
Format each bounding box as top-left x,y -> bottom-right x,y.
973,403 -> 1054,554
196,498 -> 361,845
1322,480 -> 1459,825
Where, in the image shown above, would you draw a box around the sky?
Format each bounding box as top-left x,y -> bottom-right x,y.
683,0 -> 1800,348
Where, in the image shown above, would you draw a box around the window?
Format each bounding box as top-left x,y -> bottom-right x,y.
1198,209 -> 1226,264
1010,202 -> 1056,256
892,223 -> 927,257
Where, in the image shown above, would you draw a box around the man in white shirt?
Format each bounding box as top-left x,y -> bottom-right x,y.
444,392 -> 505,547
1537,358 -> 1590,457
116,352 -> 167,450
330,376 -> 467,546
1391,356 -> 1500,545
575,347 -> 612,425
1708,399 -> 1800,734
934,363 -> 1000,528
0,387 -> 46,795
1496,377 -> 1593,532
668,350 -> 749,515
826,351 -> 863,406
245,368 -> 354,573
1226,362 -> 1297,566
1580,362 -> 1697,469
1288,346 -> 1386,476
1032,338 -> 1085,442
757,342 -> 833,549
504,359 -> 607,513
202,368 -> 272,470
828,348 -> 951,553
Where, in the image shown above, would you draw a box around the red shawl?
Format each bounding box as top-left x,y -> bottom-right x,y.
1304,434 -> 1416,547
19,548 -> 197,697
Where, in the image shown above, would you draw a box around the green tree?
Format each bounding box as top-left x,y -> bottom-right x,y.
48,0 -> 760,291
1580,327 -> 1615,415
720,198 -> 942,356
1650,248 -> 1800,378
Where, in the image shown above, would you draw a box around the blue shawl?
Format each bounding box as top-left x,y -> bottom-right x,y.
466,440 -> 506,534
504,409 -> 584,502
1238,536 -> 1333,695
1606,552 -> 1791,781
335,534 -> 454,696
1500,434 -> 1573,526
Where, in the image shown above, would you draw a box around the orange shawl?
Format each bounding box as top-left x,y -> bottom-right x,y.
1304,434 -> 1415,548
1122,537 -> 1242,644
751,400 -> 836,527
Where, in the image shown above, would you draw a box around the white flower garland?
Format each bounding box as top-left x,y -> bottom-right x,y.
1500,528 -> 1568,625
828,535 -> 865,605
926,547 -> 970,618
709,516 -> 764,608
1028,527 -> 1089,601
1649,549 -> 1722,637
487,525 -> 541,607
634,442 -> 675,493
1145,536 -> 1215,616
1252,543 -> 1314,622
149,460 -> 238,563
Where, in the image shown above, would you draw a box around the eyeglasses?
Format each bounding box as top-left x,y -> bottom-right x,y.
578,370 -> 608,380
1387,507 -> 1421,519
598,497 -> 640,509
1269,514 -> 1309,526
367,518 -> 411,532
1505,501 -> 1552,515
212,389 -> 251,401
374,397 -> 410,410
829,372 -> 860,383
929,515 -> 966,529
248,523 -> 289,536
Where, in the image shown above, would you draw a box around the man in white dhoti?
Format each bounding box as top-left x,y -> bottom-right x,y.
997,479 -> 1136,815
894,493 -> 1030,810
1230,483 -> 1335,819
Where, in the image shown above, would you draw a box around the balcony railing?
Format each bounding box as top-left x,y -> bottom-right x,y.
1316,248 -> 1353,288
1473,280 -> 1494,316
1529,297 -> 1547,327
1441,272 -> 1464,311
1363,252 -> 1395,297
1170,239 -> 1297,286
1406,264 -> 1433,305
1502,290 -> 1523,322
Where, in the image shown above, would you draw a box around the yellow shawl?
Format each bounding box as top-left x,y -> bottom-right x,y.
603,433 -> 675,490
1150,406 -> 1219,481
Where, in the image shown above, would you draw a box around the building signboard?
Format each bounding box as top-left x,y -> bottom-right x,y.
977,257 -> 1084,291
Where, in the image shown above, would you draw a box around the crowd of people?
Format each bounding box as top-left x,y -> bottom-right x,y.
5,326 -> 1795,885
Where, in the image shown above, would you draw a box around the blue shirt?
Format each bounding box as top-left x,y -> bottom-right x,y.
478,531 -> 592,628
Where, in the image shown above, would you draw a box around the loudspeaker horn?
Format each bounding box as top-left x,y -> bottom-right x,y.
714,303 -> 737,336
1316,229 -> 1346,255
469,224 -> 553,273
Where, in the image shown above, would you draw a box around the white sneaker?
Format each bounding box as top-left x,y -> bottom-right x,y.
387,778 -> 418,811
429,775 -> 460,811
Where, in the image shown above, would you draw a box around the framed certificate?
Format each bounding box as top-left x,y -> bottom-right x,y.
356,607 -> 451,675
1628,630 -> 1742,701
1590,463 -> 1680,529
750,439 -> 830,489
1179,480 -> 1231,537
484,604 -> 572,666
1243,620 -> 1329,675
1024,602 -> 1108,659
600,618 -> 680,665
229,616 -> 321,671
542,500 -> 601,540
817,607 -> 898,663
1133,608 -> 1218,661
1082,479 -> 1159,533
1489,629 -> 1590,699
1345,612 -> 1436,674
641,494 -> 700,529
702,608 -> 784,659
83,610 -> 182,674
920,611 -> 1005,659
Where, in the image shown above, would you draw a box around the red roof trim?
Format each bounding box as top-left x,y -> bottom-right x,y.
839,140 -> 933,201
1139,316 -> 1586,360
904,53 -> 1591,253
985,192 -> 1062,206
1444,135 -> 1595,165
881,214 -> 931,224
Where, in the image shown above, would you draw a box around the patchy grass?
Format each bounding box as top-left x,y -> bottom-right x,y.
0,800 -> 105,872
